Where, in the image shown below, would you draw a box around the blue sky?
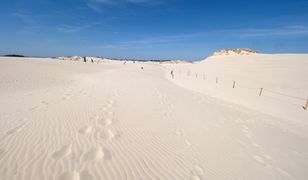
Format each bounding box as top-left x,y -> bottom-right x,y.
1,0 -> 308,60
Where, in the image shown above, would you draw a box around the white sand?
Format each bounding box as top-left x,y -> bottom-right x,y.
0,55 -> 308,180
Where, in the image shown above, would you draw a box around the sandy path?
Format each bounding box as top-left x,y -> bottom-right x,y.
0,57 -> 307,180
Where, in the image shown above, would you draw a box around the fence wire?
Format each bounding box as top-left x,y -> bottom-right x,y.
165,68 -> 308,106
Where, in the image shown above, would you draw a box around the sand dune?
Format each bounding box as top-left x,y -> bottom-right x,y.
0,55 -> 308,180
167,54 -> 308,133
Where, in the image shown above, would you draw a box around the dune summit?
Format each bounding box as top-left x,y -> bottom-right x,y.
211,48 -> 258,56
0,53 -> 308,180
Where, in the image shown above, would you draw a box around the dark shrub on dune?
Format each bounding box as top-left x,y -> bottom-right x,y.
3,54 -> 26,57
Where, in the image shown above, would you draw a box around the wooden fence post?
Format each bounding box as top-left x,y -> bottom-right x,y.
259,88 -> 263,96
196,73 -> 198,78
203,74 -> 205,80
233,81 -> 236,88
216,77 -> 218,84
303,99 -> 308,110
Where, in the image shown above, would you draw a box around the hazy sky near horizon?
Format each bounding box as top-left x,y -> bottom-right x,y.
1,0 -> 308,60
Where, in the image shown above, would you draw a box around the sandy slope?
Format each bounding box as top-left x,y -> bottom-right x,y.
167,54 -> 308,135
0,56 -> 308,180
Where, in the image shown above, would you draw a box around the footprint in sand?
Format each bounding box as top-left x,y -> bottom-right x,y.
236,140 -> 246,147
252,142 -> 262,149
169,103 -> 175,108
241,125 -> 252,139
6,125 -> 24,136
194,164 -> 204,176
164,112 -> 172,117
99,129 -> 115,140
89,115 -> 100,123
79,90 -> 87,95
189,163 -> 204,180
81,170 -> 94,180
175,129 -> 183,137
276,167 -> 292,178
262,153 -> 272,161
99,118 -> 113,127
94,114 -> 101,120
113,92 -> 120,97
185,139 -> 192,147
78,126 -> 93,135
107,100 -> 114,107
62,94 -> 71,101
253,155 -> 265,165
244,133 -> 252,139
99,107 -> 107,112
58,171 -> 80,180
62,97 -> 70,101
29,106 -> 41,111
41,101 -> 49,105
52,145 -> 72,159
106,111 -> 114,116
245,118 -> 255,124
82,147 -> 105,162
241,124 -> 249,131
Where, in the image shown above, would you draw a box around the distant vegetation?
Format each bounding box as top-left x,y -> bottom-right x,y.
58,55 -> 188,63
211,48 -> 257,56
3,54 -> 26,57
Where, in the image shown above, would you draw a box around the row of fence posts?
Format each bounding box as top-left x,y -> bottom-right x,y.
171,69 -> 308,111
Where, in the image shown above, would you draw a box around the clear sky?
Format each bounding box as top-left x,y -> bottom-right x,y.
1,0 -> 308,60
